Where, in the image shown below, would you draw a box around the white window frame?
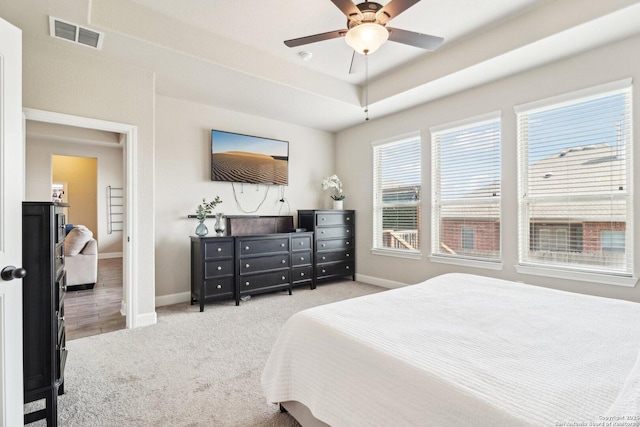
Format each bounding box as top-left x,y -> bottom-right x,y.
371,131 -> 422,260
514,78 -> 636,287
429,111 -> 503,270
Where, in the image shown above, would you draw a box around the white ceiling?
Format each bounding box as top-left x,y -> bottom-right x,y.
2,0 -> 640,132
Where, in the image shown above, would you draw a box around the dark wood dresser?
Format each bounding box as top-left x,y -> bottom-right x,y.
22,202 -> 68,426
190,236 -> 235,312
298,210 -> 355,284
190,216 -> 315,310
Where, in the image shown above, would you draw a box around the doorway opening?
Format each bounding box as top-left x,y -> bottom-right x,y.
23,108 -> 138,329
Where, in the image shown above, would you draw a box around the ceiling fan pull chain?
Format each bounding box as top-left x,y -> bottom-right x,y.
364,50 -> 370,122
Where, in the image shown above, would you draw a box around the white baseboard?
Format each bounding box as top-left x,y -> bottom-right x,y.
155,291 -> 191,307
99,252 -> 123,259
134,311 -> 157,328
356,273 -> 407,289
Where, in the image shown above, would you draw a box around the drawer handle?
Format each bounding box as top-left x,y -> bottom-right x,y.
281,243 -> 285,247
347,230 -> 350,233
246,264 -> 250,268
346,253 -> 350,257
245,246 -> 250,251
346,241 -> 350,245
321,230 -> 325,234
281,276 -> 286,281
347,217 -> 351,221
321,217 -> 326,221
300,272 -> 305,277
245,281 -> 250,286
217,247 -> 222,252
216,284 -> 222,289
321,243 -> 326,247
281,259 -> 286,264
346,266 -> 350,270
57,255 -> 64,260
299,241 -> 304,245
300,257 -> 305,261
217,266 -> 222,271
322,269 -> 326,273
322,256 -> 326,260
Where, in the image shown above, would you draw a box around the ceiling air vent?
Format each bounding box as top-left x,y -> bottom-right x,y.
49,17 -> 104,50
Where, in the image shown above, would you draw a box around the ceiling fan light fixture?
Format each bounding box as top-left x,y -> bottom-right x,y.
345,23 -> 389,55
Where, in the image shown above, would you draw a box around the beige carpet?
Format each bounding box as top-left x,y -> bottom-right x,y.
49,280 -> 383,426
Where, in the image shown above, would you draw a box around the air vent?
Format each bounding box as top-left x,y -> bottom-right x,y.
49,17 -> 104,50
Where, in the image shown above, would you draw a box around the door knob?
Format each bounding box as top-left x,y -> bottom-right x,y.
1,266 -> 27,281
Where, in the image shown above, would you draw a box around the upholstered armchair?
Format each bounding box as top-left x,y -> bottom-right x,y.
64,225 -> 98,290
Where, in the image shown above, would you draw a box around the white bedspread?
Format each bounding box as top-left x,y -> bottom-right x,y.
261,273 -> 640,426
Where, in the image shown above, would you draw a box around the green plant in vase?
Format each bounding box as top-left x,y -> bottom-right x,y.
195,196 -> 222,236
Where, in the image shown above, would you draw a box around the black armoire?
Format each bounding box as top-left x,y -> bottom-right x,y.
22,202 -> 68,426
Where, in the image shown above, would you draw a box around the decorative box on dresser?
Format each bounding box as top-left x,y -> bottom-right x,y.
22,202 -> 68,426
298,210 -> 355,284
190,236 -> 235,312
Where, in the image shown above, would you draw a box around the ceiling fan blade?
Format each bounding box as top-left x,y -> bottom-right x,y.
284,30 -> 347,48
387,27 -> 444,50
330,0 -> 363,19
349,50 -> 365,74
378,0 -> 421,21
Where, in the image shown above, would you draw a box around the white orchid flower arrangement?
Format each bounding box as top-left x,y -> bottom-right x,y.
322,174 -> 345,201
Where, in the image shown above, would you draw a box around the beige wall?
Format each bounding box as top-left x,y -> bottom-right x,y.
153,95 -> 335,301
25,129 -> 124,256
336,33 -> 640,303
22,35 -> 157,322
52,155 -> 97,234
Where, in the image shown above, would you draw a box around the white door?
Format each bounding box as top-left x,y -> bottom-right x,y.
0,17 -> 24,427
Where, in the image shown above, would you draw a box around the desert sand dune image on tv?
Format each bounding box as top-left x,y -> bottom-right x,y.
211,130 -> 288,185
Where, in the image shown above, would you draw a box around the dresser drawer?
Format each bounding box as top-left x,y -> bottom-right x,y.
317,238 -> 354,252
239,270 -> 290,291
292,250 -> 312,266
316,226 -> 353,239
316,212 -> 354,226
55,243 -> 65,275
318,261 -> 355,279
239,236 -> 289,255
240,254 -> 289,274
317,250 -> 353,264
292,266 -> 312,283
291,234 -> 312,251
204,259 -> 234,278
56,213 -> 66,243
203,239 -> 234,259
56,271 -> 66,313
204,277 -> 234,298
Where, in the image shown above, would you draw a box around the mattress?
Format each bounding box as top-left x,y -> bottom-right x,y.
261,273 -> 640,426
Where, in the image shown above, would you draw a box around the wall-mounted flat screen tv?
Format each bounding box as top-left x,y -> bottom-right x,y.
211,129 -> 289,185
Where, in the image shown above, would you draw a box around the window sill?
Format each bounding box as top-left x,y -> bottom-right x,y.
429,255 -> 503,271
514,264 -> 638,287
371,248 -> 421,260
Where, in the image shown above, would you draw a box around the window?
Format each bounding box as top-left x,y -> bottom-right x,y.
516,79 -> 633,278
431,112 -> 501,264
372,132 -> 421,255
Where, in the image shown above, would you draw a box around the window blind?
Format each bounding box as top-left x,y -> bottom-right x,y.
372,134 -> 421,253
431,113 -> 501,262
516,81 -> 633,276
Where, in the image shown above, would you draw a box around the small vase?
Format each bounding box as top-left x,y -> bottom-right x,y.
214,213 -> 226,236
332,199 -> 344,210
195,219 -> 208,237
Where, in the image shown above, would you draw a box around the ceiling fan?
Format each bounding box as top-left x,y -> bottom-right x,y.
284,0 -> 444,73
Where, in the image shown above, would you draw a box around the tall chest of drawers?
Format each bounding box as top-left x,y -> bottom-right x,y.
298,210 -> 355,284
22,202 -> 68,426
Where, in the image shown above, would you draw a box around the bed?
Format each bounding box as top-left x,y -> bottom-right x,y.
261,273 -> 640,426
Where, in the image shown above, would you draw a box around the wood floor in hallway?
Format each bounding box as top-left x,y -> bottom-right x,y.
64,258 -> 126,340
